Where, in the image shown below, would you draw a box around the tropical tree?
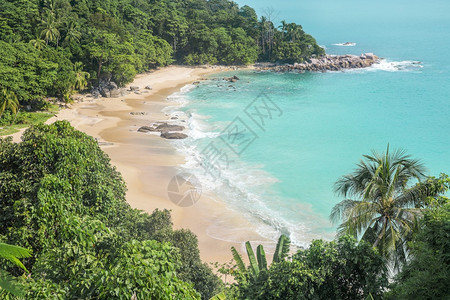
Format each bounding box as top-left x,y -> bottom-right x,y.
0,88 -> 19,120
330,145 -> 443,269
0,242 -> 32,297
73,62 -> 90,91
29,35 -> 46,50
40,12 -> 60,45
64,21 -> 82,45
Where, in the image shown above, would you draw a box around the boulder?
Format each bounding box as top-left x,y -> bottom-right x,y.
160,132 -> 188,139
130,86 -> 140,91
137,126 -> 154,133
109,82 -> 118,90
155,123 -> 185,132
145,85 -> 152,90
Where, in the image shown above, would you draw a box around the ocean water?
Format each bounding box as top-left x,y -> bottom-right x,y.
167,0 -> 450,247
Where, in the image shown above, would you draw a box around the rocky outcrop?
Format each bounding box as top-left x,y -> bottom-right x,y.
224,75 -> 240,82
137,122 -> 185,133
258,54 -> 380,72
92,81 -> 129,98
160,132 -> 188,139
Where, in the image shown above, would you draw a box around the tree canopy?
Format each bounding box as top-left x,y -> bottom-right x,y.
0,0 -> 324,107
0,121 -> 222,299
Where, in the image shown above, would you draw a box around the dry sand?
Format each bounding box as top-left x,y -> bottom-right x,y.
7,65 -> 271,264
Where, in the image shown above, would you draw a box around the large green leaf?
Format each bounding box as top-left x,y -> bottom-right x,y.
231,246 -> 246,273
0,243 -> 32,272
209,291 -> 226,300
245,241 -> 259,277
256,245 -> 267,271
273,235 -> 290,263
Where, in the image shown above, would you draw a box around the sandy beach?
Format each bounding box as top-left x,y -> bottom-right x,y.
7,65 -> 271,264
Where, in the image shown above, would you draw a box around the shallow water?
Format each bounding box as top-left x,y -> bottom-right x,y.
168,0 -> 450,246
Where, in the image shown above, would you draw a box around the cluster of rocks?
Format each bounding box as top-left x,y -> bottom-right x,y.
224,75 -> 240,82
138,122 -> 188,139
259,54 -> 379,72
90,82 -> 153,98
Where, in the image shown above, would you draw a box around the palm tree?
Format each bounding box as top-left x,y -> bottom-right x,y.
29,35 -> 46,50
330,145 -> 439,269
0,242 -> 32,297
40,13 -> 60,45
73,62 -> 90,91
0,88 -> 19,120
64,21 -> 81,45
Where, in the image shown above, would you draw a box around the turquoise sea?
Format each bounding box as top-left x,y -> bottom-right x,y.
169,0 -> 450,246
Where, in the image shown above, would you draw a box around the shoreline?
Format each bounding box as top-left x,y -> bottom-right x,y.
7,65 -> 269,264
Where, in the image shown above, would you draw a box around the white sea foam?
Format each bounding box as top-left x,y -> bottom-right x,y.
165,80 -> 334,248
333,42 -> 356,46
369,59 -> 423,72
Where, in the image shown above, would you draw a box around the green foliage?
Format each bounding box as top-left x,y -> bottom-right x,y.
273,234 -> 291,263
0,0 -> 323,104
330,145 -> 447,270
0,242 -> 32,297
231,236 -> 388,300
0,121 -> 221,299
387,200 -> 450,299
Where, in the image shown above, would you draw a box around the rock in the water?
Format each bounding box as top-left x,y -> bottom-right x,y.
161,132 -> 188,139
130,86 -> 140,91
224,75 -> 240,82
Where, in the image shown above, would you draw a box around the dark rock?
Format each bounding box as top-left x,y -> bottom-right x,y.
109,82 -> 118,90
138,126 -> 153,133
224,75 -> 240,82
130,112 -> 147,116
160,132 -> 188,139
144,85 -> 152,90
155,123 -> 185,132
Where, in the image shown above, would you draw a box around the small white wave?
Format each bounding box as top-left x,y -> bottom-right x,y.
333,42 -> 356,47
370,59 -> 423,72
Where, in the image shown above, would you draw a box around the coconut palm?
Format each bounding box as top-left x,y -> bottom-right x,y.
29,35 -> 46,50
64,21 -> 81,45
0,88 -> 19,120
0,242 -> 32,297
330,145 -> 439,269
40,13 -> 60,45
73,62 -> 90,91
